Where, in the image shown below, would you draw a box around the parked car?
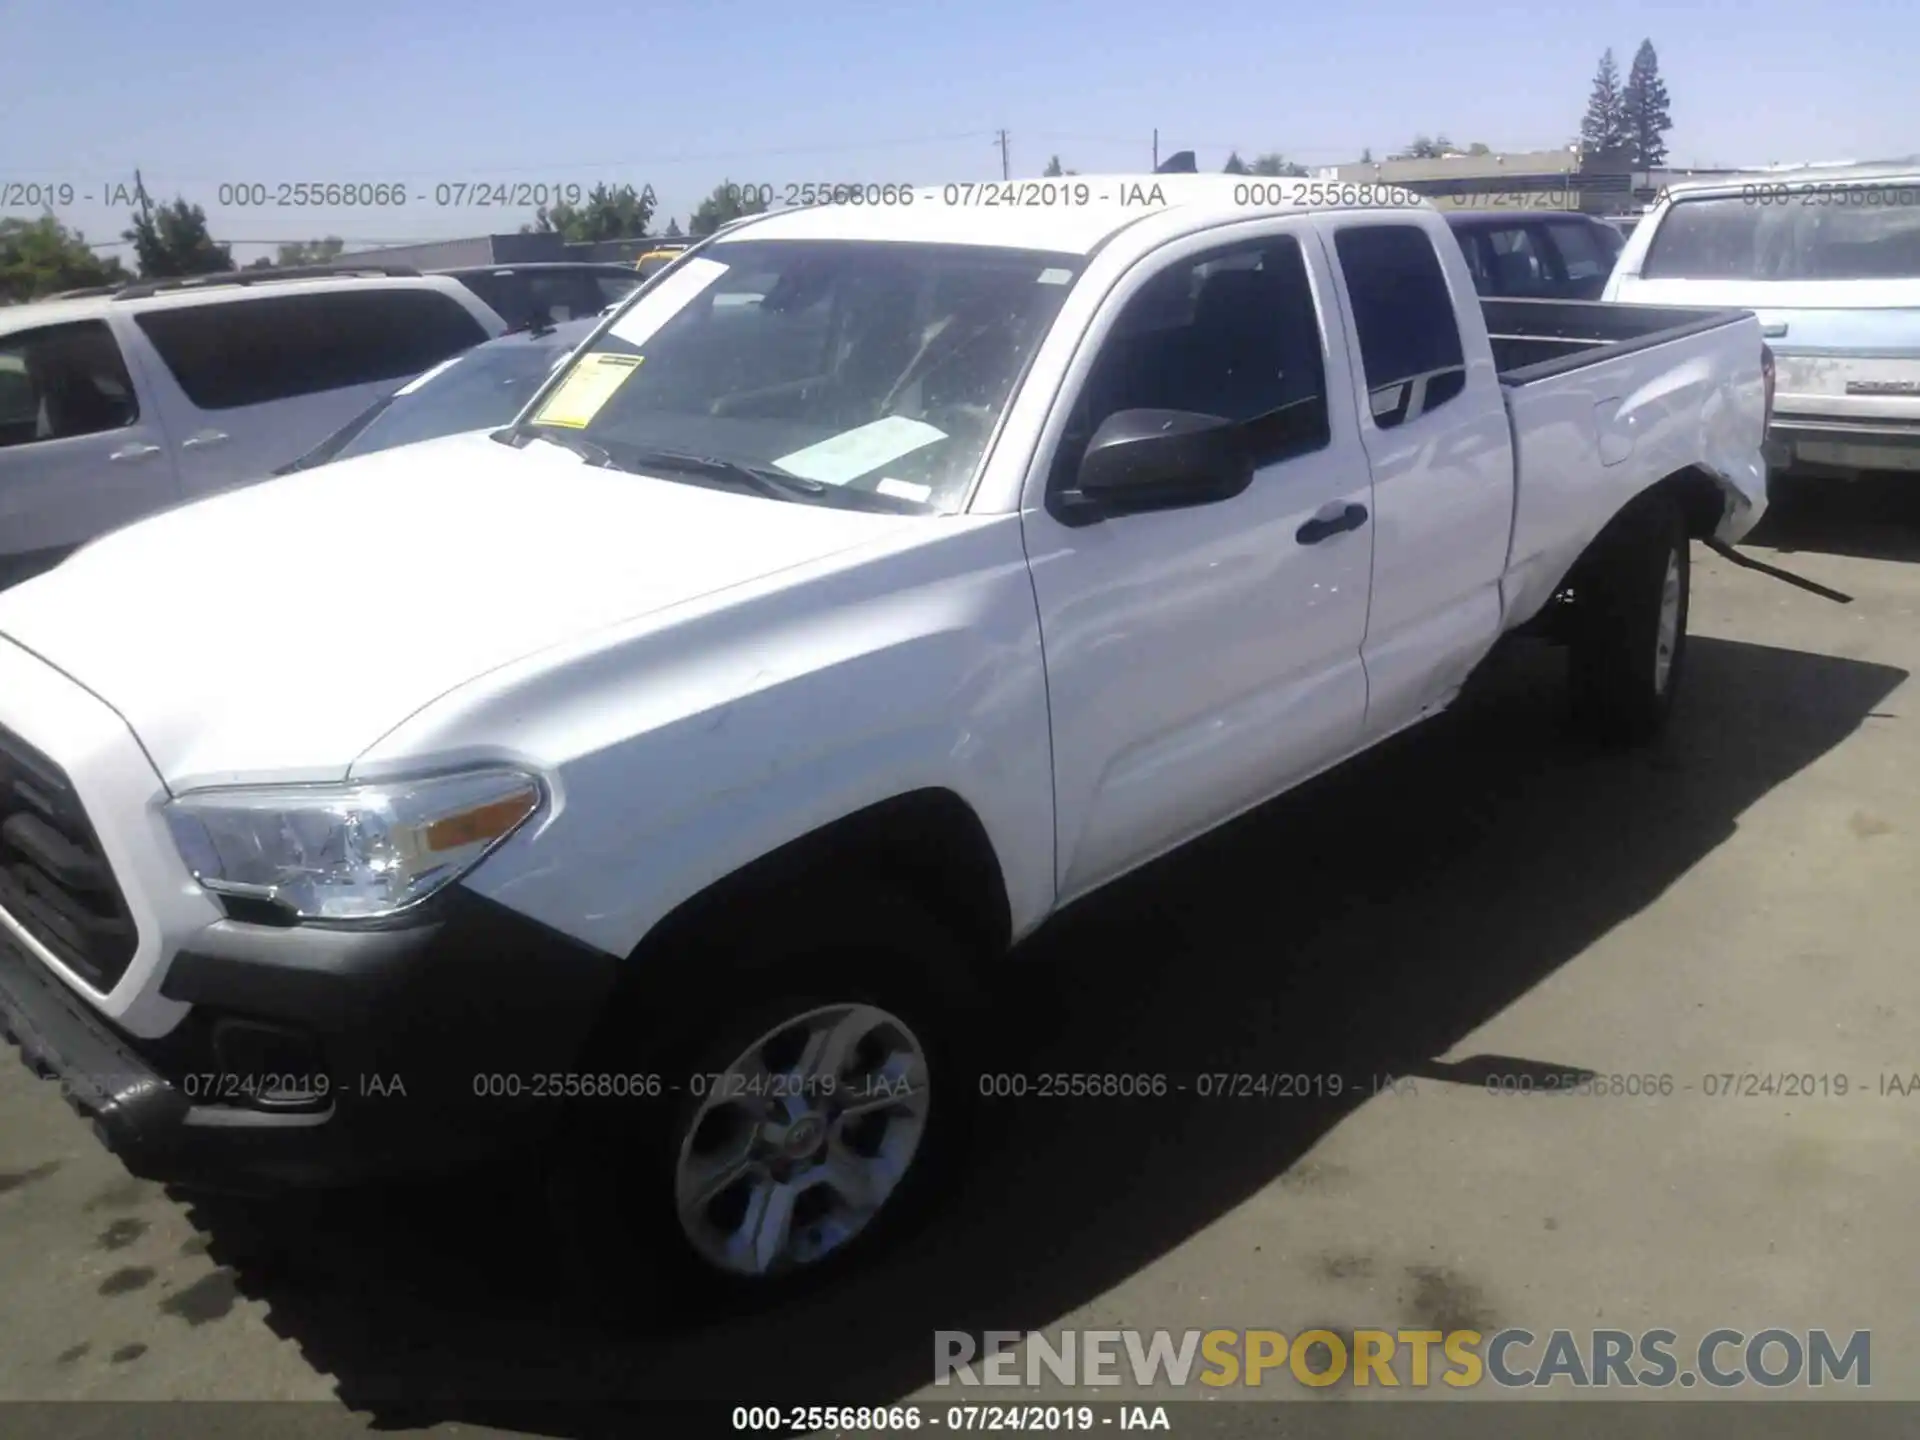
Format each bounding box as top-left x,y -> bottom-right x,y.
634,242 -> 694,279
433,262 -> 643,331
1448,210 -> 1626,300
0,265 -> 508,590
276,316 -> 598,474
1605,162 -> 1920,481
0,180 -> 1768,1301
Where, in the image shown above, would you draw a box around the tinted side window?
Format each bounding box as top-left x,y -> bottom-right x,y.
1054,235 -> 1330,486
523,273 -> 597,324
446,270 -> 521,324
1485,226 -> 1559,296
1453,228 -> 1492,288
1333,225 -> 1468,428
595,273 -> 643,308
0,320 -> 140,449
1546,220 -> 1610,281
136,289 -> 488,411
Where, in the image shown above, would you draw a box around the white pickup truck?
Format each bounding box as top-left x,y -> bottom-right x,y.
0,179 -> 1768,1298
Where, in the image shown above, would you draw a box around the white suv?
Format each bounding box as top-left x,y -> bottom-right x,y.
0,267 -> 509,588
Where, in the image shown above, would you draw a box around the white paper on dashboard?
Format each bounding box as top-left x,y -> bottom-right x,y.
773,416 -> 948,485
607,257 -> 732,348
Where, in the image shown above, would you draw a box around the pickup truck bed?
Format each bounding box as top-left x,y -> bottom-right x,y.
1486,297 -> 1758,381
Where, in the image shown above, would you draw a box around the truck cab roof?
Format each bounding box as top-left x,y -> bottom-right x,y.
721,176 -> 1431,256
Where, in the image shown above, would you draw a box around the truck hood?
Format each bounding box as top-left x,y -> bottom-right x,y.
0,430 -> 917,790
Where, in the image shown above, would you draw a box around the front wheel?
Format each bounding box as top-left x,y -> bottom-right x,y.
1567,492 -> 1691,746
546,897 -> 979,1317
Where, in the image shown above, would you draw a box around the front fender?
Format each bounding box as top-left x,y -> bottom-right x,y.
351,517 -> 1057,961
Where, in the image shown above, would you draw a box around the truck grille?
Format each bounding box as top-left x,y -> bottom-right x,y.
0,723 -> 137,990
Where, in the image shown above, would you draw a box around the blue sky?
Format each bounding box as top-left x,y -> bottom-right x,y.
2,0 -> 1912,265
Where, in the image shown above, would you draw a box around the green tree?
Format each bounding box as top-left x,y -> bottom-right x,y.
525,182 -> 655,242
1580,48 -> 1629,162
1043,155 -> 1064,177
122,197 -> 232,279
1465,142 -> 1492,156
0,216 -> 131,302
688,179 -> 769,237
1222,150 -> 1250,175
1397,135 -> 1455,160
274,237 -> 346,267
1622,39 -> 1673,167
1359,147 -> 1374,164
664,217 -> 684,238
1251,153 -> 1308,177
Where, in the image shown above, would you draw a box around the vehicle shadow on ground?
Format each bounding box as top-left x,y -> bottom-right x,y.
1750,473 -> 1920,563
171,623 -> 1905,1439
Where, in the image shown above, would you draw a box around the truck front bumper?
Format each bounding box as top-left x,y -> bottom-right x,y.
0,889 -> 619,1194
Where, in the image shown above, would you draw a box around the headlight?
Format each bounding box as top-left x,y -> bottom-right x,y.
164,769 -> 543,922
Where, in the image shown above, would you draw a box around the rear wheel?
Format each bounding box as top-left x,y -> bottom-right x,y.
546,895 -> 978,1319
1567,492 -> 1690,746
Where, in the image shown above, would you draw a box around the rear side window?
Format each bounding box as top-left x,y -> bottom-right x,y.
1546,220 -> 1613,281
136,289 -> 488,411
0,320 -> 140,449
1643,189 -> 1920,281
1477,226 -> 1555,296
595,273 -> 642,308
446,270 -> 520,323
1333,225 -> 1468,428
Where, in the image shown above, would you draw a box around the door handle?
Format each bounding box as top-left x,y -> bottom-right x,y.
109,442 -> 164,462
1296,503 -> 1369,545
180,430 -> 230,450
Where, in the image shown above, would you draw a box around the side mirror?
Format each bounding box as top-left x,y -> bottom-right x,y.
1054,409 -> 1254,524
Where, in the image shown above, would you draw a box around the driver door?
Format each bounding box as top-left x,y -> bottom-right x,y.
1020,223 -> 1375,901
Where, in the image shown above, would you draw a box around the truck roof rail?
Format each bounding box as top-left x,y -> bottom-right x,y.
111,263 -> 423,301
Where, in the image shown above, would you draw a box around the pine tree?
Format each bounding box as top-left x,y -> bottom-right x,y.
1579,49 -> 1628,162
1222,150 -> 1250,175
1043,155 -> 1065,177
1622,39 -> 1673,168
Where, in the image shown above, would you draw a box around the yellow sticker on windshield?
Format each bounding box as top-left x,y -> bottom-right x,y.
533,352 -> 642,429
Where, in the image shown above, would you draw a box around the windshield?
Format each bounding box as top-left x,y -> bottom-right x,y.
291,332 -> 581,470
1642,185 -> 1920,281
519,238 -> 1084,514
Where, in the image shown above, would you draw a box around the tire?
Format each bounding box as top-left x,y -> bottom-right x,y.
545,893 -> 982,1323
1567,491 -> 1690,746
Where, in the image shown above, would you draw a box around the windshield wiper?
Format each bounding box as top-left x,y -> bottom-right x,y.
622,448 -> 828,501
494,422 -> 615,467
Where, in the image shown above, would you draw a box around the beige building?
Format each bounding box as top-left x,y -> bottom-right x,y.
1331,148 -> 1608,212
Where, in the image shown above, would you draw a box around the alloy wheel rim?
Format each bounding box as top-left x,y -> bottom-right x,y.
673,1002 -> 930,1278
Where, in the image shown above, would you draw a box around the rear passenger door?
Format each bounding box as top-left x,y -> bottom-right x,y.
1319,221 -> 1514,741
126,287 -> 493,495
0,319 -> 179,582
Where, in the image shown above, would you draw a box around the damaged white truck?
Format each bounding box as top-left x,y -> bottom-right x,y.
0,179 -> 1768,1297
